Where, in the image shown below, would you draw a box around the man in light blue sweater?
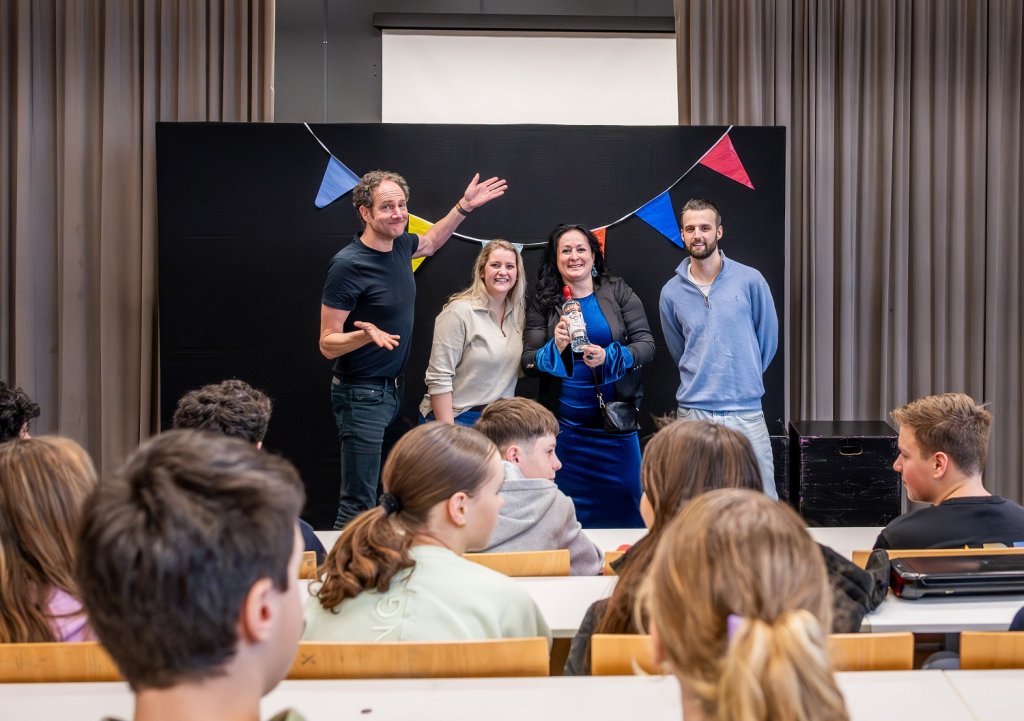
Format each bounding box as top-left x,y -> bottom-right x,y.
659,198 -> 779,498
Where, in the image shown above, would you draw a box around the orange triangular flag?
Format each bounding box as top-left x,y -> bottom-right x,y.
699,134 -> 754,189
592,227 -> 607,252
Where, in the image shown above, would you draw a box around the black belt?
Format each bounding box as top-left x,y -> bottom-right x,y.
333,374 -> 403,389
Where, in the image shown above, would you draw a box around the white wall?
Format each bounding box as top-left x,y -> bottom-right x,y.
382,31 -> 678,125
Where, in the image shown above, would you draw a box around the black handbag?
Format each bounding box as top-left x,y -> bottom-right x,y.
592,367 -> 640,434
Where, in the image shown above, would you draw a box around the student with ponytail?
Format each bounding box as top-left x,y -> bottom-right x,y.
642,489 -> 849,721
303,422 -> 551,642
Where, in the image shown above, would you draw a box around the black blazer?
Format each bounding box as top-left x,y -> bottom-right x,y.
521,275 -> 656,413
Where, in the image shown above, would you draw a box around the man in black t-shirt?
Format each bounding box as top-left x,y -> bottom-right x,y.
874,392 -> 1024,549
319,169 -> 507,530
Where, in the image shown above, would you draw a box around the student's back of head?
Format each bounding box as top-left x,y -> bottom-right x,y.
77,430 -> 305,693
172,379 -> 272,445
0,436 -> 97,642
597,419 -> 762,635
315,422 -> 500,610
0,380 -> 41,442
643,489 -> 848,721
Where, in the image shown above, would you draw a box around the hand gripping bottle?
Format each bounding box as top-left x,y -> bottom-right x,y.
562,286 -> 590,353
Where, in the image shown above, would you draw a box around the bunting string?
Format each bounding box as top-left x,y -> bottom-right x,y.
305,123 -> 754,252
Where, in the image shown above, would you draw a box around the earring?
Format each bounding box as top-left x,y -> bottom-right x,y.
591,267 -> 598,278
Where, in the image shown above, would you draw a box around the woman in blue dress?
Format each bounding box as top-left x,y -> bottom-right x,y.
521,224 -> 655,528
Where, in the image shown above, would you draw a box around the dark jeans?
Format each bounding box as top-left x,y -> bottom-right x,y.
331,377 -> 402,530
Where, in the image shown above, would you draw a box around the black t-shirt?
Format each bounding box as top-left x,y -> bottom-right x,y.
321,232 -> 419,378
874,495 -> 1024,549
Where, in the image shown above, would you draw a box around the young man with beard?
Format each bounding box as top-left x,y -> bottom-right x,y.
659,198 -> 779,498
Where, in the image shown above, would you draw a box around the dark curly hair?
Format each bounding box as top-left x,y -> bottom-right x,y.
0,381 -> 41,442
172,379 -> 272,444
532,224 -> 609,313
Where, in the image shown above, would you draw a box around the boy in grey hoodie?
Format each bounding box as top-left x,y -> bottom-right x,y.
475,398 -> 603,575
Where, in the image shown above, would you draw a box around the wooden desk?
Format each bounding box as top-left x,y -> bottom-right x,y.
315,529 -> 649,555
0,672 -> 981,721
0,676 -> 681,721
862,590 -> 1024,633
806,527 -> 882,561
315,530 -> 340,551
316,527 -> 881,562
515,576 -> 616,638
581,527 -> 647,551
943,669 -> 1024,721
837,670 -> 975,721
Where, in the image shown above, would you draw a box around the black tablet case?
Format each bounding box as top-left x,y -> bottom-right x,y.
890,554 -> 1024,600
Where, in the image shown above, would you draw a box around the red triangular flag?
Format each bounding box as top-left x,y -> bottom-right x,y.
591,227 -> 607,252
699,134 -> 754,189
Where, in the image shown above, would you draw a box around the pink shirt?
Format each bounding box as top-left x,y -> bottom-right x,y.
47,588 -> 93,642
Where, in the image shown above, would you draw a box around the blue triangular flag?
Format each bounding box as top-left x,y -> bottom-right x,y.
635,191 -> 683,248
315,156 -> 360,208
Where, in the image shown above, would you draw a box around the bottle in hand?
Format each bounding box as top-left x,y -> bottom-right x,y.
562,286 -> 590,353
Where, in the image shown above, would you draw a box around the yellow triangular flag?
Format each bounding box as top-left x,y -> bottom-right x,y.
408,214 -> 433,272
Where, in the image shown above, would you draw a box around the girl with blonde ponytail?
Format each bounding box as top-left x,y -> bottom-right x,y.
303,422 -> 550,643
642,489 -> 849,721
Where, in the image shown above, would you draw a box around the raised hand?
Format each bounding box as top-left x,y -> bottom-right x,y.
461,173 -> 508,211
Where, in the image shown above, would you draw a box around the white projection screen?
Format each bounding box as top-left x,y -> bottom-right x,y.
381,31 -> 678,125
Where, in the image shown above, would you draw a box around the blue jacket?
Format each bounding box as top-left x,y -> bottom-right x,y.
659,251 -> 777,411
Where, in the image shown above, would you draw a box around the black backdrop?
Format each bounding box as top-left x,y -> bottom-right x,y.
157,123 -> 786,528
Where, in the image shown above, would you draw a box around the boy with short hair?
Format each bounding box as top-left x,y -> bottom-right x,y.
77,430 -> 307,721
173,379 -> 327,564
874,392 -> 1024,549
172,378 -> 273,447
475,398 -> 602,575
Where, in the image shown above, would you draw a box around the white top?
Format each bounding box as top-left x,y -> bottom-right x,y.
419,298 -> 522,418
303,545 -> 551,643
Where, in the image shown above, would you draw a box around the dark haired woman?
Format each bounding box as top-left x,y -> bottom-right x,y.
521,224 -> 655,528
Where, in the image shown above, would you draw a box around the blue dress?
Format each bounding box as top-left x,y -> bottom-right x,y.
535,294 -> 643,528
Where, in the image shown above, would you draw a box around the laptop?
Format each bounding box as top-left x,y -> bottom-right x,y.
889,554 -> 1024,600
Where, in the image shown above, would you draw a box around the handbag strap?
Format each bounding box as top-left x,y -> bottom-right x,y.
590,367 -> 607,409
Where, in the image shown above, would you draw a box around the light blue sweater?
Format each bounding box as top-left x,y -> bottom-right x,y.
659,251 -> 778,411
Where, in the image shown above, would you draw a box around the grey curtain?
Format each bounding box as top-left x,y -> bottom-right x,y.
1,0 -> 275,471
674,0 -> 1023,501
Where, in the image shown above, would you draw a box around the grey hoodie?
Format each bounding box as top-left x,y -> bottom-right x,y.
484,462 -> 604,576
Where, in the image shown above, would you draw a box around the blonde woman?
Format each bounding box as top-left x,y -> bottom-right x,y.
0,436 -> 98,642
642,489 -> 849,721
420,239 -> 525,426
304,422 -> 550,642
